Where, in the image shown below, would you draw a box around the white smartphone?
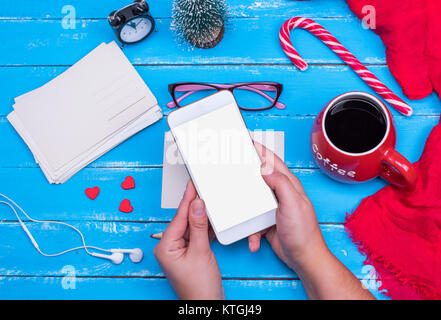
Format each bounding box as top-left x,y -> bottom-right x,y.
167,90 -> 277,245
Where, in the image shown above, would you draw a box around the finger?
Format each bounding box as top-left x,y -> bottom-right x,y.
261,168 -> 303,207
188,199 -> 210,253
255,142 -> 307,196
207,221 -> 216,244
183,227 -> 190,242
264,227 -> 286,262
162,180 -> 197,242
248,233 -> 261,253
208,227 -> 216,244
284,169 -> 307,199
254,141 -> 286,175
264,226 -> 277,245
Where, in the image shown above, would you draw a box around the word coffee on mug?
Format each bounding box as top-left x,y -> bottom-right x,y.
311,92 -> 416,189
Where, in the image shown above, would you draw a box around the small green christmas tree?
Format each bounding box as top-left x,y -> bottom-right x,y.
172,0 -> 227,49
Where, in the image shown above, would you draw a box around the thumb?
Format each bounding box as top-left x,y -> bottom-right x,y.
188,199 -> 210,252
261,163 -> 302,209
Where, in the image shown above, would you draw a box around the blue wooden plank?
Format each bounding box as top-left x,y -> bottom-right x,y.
0,221 -> 379,280
0,166 -> 384,223
0,0 -> 431,301
0,277 -> 298,300
1,65 -> 439,118
0,113 -> 436,169
0,0 -> 356,19
0,277 -> 387,300
0,17 -> 386,66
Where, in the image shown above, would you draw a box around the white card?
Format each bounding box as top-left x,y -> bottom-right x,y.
8,42 -> 162,184
12,42 -> 158,172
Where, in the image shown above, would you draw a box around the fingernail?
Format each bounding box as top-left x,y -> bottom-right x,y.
261,162 -> 273,176
193,200 -> 205,216
183,182 -> 189,195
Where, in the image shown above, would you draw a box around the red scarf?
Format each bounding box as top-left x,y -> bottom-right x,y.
345,117 -> 441,299
347,0 -> 441,100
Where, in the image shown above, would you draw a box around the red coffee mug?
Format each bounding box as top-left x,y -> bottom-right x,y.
311,92 -> 416,189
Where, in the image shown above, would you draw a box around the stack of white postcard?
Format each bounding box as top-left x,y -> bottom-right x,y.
7,42 -> 162,184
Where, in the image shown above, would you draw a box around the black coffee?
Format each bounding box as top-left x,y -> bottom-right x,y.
324,98 -> 387,153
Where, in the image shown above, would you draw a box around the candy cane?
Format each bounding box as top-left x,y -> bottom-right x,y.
280,17 -> 413,117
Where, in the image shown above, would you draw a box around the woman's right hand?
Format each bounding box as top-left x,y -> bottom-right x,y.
251,144 -> 374,300
251,143 -> 330,270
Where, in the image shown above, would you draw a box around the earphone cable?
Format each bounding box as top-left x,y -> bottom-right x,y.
0,193 -> 112,258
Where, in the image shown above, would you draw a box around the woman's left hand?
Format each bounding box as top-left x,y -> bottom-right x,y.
153,180 -> 224,300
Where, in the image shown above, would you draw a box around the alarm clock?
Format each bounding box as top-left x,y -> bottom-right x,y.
108,0 -> 155,45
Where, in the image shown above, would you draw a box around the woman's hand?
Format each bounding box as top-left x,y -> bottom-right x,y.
153,181 -> 224,300
249,143 -> 329,269
250,143 -> 374,299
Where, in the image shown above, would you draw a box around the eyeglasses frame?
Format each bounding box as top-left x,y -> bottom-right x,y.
167,82 -> 284,111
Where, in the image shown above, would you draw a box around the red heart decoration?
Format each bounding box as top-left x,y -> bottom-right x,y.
85,187 -> 100,200
119,199 -> 133,213
121,176 -> 135,190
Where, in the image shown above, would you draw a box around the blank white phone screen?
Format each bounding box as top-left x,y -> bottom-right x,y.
172,103 -> 277,232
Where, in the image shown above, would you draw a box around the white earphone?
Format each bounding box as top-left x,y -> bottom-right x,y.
0,193 -> 143,264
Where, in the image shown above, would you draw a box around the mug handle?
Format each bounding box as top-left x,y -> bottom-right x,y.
380,149 -> 417,189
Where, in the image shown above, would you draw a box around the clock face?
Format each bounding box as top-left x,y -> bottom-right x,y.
119,17 -> 153,43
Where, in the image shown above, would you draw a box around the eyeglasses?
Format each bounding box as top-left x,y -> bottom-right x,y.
167,82 -> 286,111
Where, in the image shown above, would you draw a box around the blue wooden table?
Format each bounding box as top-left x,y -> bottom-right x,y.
0,0 -> 439,300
